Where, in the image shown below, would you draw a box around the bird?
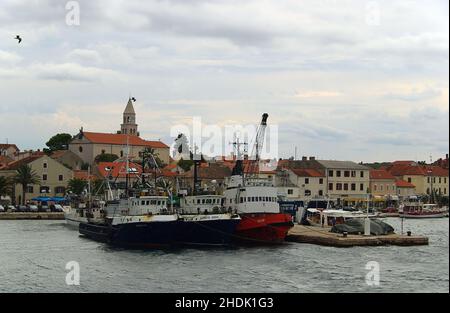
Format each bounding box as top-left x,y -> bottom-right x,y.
131,97 -> 136,102
15,35 -> 22,43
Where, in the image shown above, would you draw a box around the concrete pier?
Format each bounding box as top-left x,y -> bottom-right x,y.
287,225 -> 429,247
0,212 -> 65,220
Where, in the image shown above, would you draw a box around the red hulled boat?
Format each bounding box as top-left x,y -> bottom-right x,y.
223,113 -> 294,244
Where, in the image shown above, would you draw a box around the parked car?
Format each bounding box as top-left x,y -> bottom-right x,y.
50,204 -> 64,212
39,204 -> 50,212
7,205 -> 16,212
28,205 -> 39,212
17,205 -> 29,212
0,205 -> 5,212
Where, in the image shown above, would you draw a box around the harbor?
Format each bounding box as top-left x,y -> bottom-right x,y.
287,225 -> 429,247
0,212 -> 65,220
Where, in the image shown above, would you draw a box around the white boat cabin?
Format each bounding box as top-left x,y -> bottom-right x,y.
180,195 -> 224,214
104,196 -> 170,217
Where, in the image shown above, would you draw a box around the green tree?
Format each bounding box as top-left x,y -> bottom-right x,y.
13,165 -> 40,205
67,178 -> 88,196
95,153 -> 119,163
44,133 -> 72,153
0,176 -> 13,198
177,158 -> 194,172
141,147 -> 165,169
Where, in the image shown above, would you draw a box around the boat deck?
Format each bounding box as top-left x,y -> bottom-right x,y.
287,225 -> 428,247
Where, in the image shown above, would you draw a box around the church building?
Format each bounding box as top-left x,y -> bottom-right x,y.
69,98 -> 170,165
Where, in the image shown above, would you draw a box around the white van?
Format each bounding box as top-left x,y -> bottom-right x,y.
0,205 -> 5,212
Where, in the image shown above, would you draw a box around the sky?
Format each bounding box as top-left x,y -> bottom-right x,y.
0,0 -> 448,163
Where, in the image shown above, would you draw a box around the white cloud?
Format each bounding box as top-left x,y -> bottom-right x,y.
0,0 -> 447,161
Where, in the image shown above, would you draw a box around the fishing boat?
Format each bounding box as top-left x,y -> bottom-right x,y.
399,203 -> 447,219
79,144 -> 240,248
223,114 -> 294,244
79,194 -> 241,248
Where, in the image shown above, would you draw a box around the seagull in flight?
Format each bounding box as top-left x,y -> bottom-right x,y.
15,35 -> 22,43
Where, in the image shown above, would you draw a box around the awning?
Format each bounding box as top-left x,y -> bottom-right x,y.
31,197 -> 67,202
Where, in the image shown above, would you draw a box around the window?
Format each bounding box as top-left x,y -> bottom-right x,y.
445,178 -> 447,184
287,189 -> 293,195
328,170 -> 334,177
329,183 -> 333,191
43,162 -> 47,169
336,171 -> 341,177
55,186 -> 65,194
304,190 -> 311,196
433,177 -> 436,183
344,183 -> 348,191
58,175 -> 63,181
42,174 -> 47,181
101,149 -> 105,154
351,171 -> 356,177
120,150 -> 124,157
248,197 -> 251,202
240,197 -> 244,203
380,185 -> 383,191
360,171 -> 364,178
78,146 -> 83,153
40,186 -> 50,193
318,190 -> 323,196
439,177 -> 442,184
344,171 -> 350,177
360,183 -> 364,191
351,183 -> 356,191
408,177 -> 412,183
374,184 -> 377,191
445,188 -> 447,194
27,186 -> 34,193
319,178 -> 323,184
305,178 -> 309,184
336,183 -> 342,191
427,177 -> 430,183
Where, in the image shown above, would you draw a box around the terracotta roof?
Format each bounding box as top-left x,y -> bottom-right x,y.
370,169 -> 396,180
0,144 -> 19,151
387,164 -> 426,176
50,150 -> 68,159
0,155 -> 13,164
3,152 -> 45,170
290,168 -> 325,177
81,132 -> 168,148
97,161 -> 143,179
387,163 -> 448,177
73,170 -> 97,181
422,165 -> 449,177
182,164 -> 231,179
395,179 -> 415,188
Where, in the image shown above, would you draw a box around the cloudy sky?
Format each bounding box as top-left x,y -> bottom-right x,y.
0,0 -> 448,162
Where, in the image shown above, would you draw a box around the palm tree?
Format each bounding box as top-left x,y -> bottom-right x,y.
14,164 -> 40,205
0,176 -> 12,198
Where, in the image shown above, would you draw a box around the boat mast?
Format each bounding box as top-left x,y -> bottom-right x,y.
125,136 -> 130,197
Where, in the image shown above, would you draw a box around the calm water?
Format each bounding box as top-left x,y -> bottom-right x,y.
0,218 -> 448,293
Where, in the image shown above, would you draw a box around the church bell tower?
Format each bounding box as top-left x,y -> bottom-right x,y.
120,98 -> 139,136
